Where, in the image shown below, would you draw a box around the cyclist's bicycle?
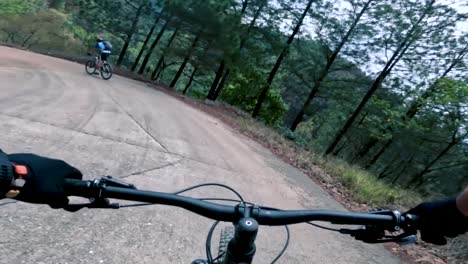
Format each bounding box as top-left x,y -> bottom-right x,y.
85,54 -> 113,80
58,176 -> 421,264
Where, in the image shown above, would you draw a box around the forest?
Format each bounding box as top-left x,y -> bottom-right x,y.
0,0 -> 467,198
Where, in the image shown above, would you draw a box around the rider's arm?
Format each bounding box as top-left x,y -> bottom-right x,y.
457,187 -> 468,217
1,150 -> 82,208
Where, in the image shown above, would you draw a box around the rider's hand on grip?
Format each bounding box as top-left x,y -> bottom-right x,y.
406,198 -> 468,245
7,153 -> 83,209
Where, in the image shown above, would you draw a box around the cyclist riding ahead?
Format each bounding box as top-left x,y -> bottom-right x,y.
95,36 -> 111,72
1,150 -> 467,262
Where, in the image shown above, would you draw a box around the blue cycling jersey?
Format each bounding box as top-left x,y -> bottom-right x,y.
96,41 -> 111,54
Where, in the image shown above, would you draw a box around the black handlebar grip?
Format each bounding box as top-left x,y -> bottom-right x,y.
402,213 -> 419,229
63,179 -> 94,198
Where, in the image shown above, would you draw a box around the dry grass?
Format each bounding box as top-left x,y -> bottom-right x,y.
231,114 -> 421,208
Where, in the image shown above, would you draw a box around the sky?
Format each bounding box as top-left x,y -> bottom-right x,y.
256,0 -> 467,77
435,0 -> 467,34
270,0 -> 467,43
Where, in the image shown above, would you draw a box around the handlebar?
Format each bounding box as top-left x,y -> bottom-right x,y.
63,175 -> 420,264
65,178 -> 238,220
64,178 -> 416,229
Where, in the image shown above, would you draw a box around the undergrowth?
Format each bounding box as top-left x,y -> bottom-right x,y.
232,114 -> 421,208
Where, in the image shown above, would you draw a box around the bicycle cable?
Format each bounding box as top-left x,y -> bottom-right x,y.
119,197 -> 251,208
122,202 -> 347,234
199,198 -> 254,205
171,183 -> 245,203
305,222 -> 341,232
201,197 -> 290,264
105,184 -> 336,263
271,225 -> 290,264
120,183 -> 246,208
206,220 -> 220,263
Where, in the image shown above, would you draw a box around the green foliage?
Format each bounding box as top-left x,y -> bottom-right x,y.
0,0 -> 47,15
321,157 -> 421,206
0,9 -> 86,54
426,78 -> 468,109
222,69 -> 288,126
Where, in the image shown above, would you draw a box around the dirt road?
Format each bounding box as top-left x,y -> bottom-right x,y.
0,46 -> 404,263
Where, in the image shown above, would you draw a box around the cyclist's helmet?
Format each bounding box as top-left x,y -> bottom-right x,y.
96,36 -> 104,42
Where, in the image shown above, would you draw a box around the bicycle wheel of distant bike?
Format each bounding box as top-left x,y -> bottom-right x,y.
100,62 -> 113,80
85,60 -> 97,75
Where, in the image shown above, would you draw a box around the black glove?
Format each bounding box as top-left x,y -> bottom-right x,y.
6,153 -> 82,208
406,198 -> 468,245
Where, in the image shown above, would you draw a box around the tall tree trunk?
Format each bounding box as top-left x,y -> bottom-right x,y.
290,0 -> 374,131
239,0 -> 265,50
181,38 -> 213,93
407,142 -> 457,188
356,138 -> 380,160
131,12 -> 164,71
5,32 -> 14,42
324,0 -> 436,155
170,35 -> 200,88
252,0 -> 315,118
357,46 -> 465,160
357,45 -> 465,161
138,17 -> 171,75
332,137 -> 349,156
207,0 -> 264,101
183,67 -> 198,94
364,138 -> 393,169
405,45 -> 467,119
154,61 -> 168,80
378,155 -> 399,179
117,4 -> 144,66
407,129 -> 466,187
390,154 -> 415,184
213,68 -> 230,99
21,32 -> 35,47
207,60 -> 225,99
240,0 -> 249,14
151,57 -> 165,81
151,28 -> 179,80
378,164 -> 392,179
337,112 -> 369,159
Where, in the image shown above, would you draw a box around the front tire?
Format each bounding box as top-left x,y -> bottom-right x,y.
85,60 -> 96,74
216,226 -> 234,263
100,63 -> 113,80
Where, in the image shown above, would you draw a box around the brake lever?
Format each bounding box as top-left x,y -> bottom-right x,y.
100,176 -> 136,189
64,176 -> 132,212
339,209 -> 418,245
396,234 -> 417,245
340,227 -> 417,245
64,198 -> 120,212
